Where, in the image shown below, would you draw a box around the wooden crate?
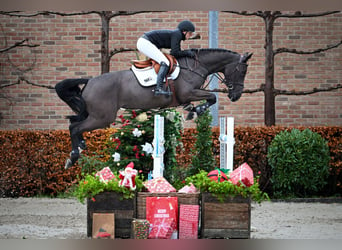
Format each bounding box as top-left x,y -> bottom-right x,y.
136,192 -> 200,219
200,192 -> 251,239
87,191 -> 136,239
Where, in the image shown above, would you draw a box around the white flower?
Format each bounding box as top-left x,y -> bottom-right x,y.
132,128 -> 142,137
112,152 -> 120,162
166,111 -> 175,122
135,112 -> 148,122
141,142 -> 154,155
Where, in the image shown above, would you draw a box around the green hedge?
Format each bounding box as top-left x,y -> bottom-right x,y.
0,126 -> 341,197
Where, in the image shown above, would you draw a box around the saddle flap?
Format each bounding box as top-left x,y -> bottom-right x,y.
132,59 -> 153,69
131,53 -> 177,75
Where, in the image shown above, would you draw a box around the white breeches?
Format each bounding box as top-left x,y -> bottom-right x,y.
137,37 -> 170,66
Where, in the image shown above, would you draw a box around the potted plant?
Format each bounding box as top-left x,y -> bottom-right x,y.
73,171 -> 144,239
185,170 -> 269,239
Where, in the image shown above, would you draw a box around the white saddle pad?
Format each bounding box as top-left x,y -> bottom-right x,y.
131,61 -> 180,87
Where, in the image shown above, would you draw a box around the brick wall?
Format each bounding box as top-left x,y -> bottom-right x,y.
0,11 -> 341,130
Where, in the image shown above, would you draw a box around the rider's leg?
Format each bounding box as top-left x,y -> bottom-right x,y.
137,37 -> 169,65
154,61 -> 171,96
137,37 -> 171,96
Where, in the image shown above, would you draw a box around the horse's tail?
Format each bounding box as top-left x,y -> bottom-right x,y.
55,78 -> 90,123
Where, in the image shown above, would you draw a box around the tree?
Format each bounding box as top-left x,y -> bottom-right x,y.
0,11 -> 152,75
222,11 -> 342,126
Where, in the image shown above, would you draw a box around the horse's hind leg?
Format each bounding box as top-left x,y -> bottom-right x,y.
65,114 -> 116,169
78,134 -> 87,150
65,122 -> 83,169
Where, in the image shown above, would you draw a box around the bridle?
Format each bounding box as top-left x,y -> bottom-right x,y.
179,52 -> 247,91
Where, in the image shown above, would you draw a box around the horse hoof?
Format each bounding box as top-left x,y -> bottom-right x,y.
186,111 -> 194,120
65,158 -> 73,169
183,103 -> 194,112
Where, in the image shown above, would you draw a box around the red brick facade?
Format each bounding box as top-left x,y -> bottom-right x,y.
0,11 -> 341,130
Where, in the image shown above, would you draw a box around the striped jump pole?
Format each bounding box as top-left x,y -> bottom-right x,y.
219,117 -> 235,173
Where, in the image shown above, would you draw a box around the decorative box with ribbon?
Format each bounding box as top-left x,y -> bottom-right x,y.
143,176 -> 176,193
148,217 -> 177,239
179,204 -> 199,239
95,167 -> 116,183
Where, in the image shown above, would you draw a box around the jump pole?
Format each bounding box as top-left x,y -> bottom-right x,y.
219,117 -> 235,173
152,114 -> 165,178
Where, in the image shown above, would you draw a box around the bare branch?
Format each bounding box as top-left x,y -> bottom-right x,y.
109,48 -> 137,58
274,40 -> 342,55
0,77 -> 55,90
0,11 -> 99,17
222,10 -> 341,19
0,80 -> 21,89
20,78 -> 55,89
276,11 -> 340,18
207,85 -> 265,94
222,11 -> 266,17
0,38 -> 40,53
206,83 -> 342,96
108,11 -> 160,18
274,84 -> 342,96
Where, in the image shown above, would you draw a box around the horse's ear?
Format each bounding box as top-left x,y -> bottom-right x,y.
241,52 -> 253,63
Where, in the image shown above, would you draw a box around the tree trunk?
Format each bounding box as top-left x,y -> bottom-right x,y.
100,11 -> 111,74
264,14 -> 276,126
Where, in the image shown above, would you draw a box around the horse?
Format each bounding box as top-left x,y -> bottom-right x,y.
55,48 -> 253,169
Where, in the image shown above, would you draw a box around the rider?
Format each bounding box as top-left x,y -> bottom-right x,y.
137,20 -> 196,96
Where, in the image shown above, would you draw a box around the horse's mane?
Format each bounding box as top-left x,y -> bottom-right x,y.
189,48 -> 239,55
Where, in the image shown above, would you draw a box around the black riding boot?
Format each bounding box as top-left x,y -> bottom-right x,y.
154,62 -> 171,96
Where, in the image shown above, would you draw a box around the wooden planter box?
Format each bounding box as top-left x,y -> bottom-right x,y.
87,191 -> 136,239
200,192 -> 251,239
136,192 -> 200,219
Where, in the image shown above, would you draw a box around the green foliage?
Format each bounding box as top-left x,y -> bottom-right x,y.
79,108 -> 182,181
185,170 -> 269,203
267,128 -> 330,198
1,126 -> 340,198
78,154 -> 107,175
73,173 -> 144,203
187,109 -> 215,176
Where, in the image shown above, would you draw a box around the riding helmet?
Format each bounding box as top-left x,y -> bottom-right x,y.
177,20 -> 195,32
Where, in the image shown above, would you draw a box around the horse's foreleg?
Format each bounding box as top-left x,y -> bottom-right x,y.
183,90 -> 217,119
195,102 -> 211,116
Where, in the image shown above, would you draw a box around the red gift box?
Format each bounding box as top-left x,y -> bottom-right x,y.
143,177 -> 176,193
179,204 -> 199,239
229,162 -> 254,187
146,196 -> 178,239
95,167 -> 116,183
148,217 -> 176,239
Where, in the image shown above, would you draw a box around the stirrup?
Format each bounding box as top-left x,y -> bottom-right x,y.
154,87 -> 171,96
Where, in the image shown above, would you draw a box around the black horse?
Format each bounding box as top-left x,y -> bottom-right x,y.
55,48 -> 252,169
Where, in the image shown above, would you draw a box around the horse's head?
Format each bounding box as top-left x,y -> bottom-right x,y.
223,52 -> 253,102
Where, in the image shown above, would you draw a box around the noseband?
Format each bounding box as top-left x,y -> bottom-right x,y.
220,62 -> 248,90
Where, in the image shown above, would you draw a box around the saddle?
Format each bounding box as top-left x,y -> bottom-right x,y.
131,53 -> 177,75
